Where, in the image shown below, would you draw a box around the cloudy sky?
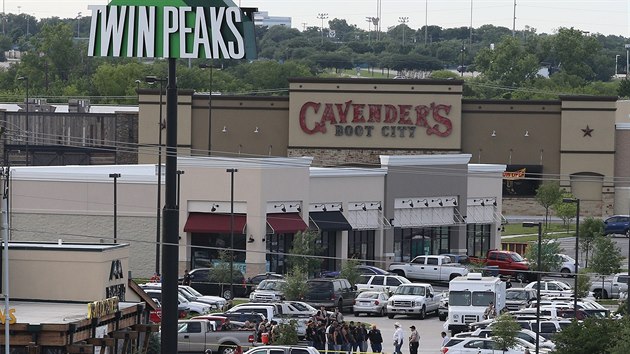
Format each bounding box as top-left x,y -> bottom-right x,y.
11,0 -> 630,37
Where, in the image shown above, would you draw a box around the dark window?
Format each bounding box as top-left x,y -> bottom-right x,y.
371,276 -> 384,285
394,226 -> 452,262
427,258 -> 439,265
291,350 -> 311,354
266,233 -> 296,274
348,230 -> 375,265
191,233 -> 246,270
357,275 -> 371,284
386,277 -> 401,286
540,323 -> 557,333
187,322 -> 201,333
466,224 -> 491,258
320,231 -> 337,272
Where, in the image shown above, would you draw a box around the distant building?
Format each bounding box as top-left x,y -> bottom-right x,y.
254,11 -> 291,28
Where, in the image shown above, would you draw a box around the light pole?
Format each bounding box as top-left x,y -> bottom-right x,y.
563,197 -> 580,318
615,55 -> 620,77
365,17 -> 372,45
398,17 -> 409,46
523,221 -> 542,354
317,13 -> 328,45
17,77 -> 29,166
146,76 -> 167,274
625,44 -> 630,78
227,168 -> 238,298
76,12 -> 81,38
176,170 -> 185,210
109,173 -> 121,243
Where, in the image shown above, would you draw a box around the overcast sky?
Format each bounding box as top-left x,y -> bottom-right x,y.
10,0 -> 630,37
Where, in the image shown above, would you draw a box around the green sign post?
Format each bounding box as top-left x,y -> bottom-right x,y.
88,2 -> 256,353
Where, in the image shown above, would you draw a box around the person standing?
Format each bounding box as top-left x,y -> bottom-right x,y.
326,321 -> 337,353
367,324 -> 383,353
182,269 -> 191,286
484,301 -> 497,320
408,325 -> 419,354
392,322 -> 404,354
357,323 -> 368,353
441,332 -> 451,347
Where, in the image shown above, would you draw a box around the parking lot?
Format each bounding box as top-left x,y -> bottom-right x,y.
341,312 -> 447,354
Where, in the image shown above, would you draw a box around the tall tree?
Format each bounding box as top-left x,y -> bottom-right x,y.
30,22 -> 78,81
524,239 -> 562,274
286,231 -> 323,277
535,182 -> 563,227
591,236 -> 623,276
552,193 -> 577,229
553,318 -> 624,354
474,36 -> 540,87
580,217 -> 605,268
550,27 -> 601,81
491,313 -> 520,352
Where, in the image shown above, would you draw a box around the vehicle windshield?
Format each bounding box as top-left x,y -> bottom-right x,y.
511,253 -> 525,262
506,290 -> 527,300
556,282 -> 572,290
472,291 -> 495,306
449,291 -> 471,306
185,286 -> 203,297
179,289 -> 195,301
394,286 -> 426,296
258,280 -> 285,291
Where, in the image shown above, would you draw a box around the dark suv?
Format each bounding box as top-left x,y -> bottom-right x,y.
303,278 -> 357,312
184,268 -> 247,300
604,215 -> 630,238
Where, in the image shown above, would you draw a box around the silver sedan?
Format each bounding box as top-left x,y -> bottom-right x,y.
353,291 -> 389,317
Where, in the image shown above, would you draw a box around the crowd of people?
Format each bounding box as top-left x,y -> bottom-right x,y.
300,307 -> 384,353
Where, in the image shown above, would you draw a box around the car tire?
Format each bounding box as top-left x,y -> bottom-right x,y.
594,289 -> 607,299
388,314 -> 395,319
439,313 -> 447,321
220,345 -> 236,354
626,229 -> 630,238
561,268 -> 571,277
419,305 -> 426,320
354,311 -> 360,317
392,270 -> 406,278
222,289 -> 233,300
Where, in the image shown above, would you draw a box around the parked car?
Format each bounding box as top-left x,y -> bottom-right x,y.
524,280 -> 573,297
440,337 -> 527,354
244,345 -> 320,354
245,273 -> 285,295
388,255 -> 468,282
386,283 -> 442,319
553,254 -> 578,276
142,282 -> 228,310
320,265 -> 390,278
603,215 -> 630,237
454,328 -> 556,350
505,288 -> 538,311
176,319 -> 256,354
185,268 -> 248,299
213,312 -> 266,324
589,272 -> 629,299
355,274 -> 411,294
303,278 -> 357,312
468,250 -> 534,282
249,279 -> 287,302
353,291 -> 389,317
440,253 -> 470,264
144,288 -> 212,316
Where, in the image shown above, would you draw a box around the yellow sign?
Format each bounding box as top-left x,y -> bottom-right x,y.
87,297 -> 120,319
0,308 -> 16,325
503,168 -> 526,180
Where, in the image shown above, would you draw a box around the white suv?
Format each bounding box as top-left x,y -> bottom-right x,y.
356,274 -> 410,294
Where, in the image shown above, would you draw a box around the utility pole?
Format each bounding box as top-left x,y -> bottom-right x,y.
512,0 -> 517,37
317,13 -> 328,45
470,0 -> 473,47
301,22 -> 308,31
365,17 -> 372,45
424,0 -> 428,46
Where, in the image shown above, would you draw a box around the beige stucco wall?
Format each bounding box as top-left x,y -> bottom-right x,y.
177,157 -> 312,276
8,243 -> 129,302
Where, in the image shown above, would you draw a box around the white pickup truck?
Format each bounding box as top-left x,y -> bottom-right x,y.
386,283 -> 442,319
388,255 -> 469,282
590,272 -> 629,299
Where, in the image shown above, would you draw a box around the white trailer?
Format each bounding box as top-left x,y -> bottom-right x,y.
447,273 -> 506,335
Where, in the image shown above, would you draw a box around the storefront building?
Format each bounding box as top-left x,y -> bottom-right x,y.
6,153 -> 503,277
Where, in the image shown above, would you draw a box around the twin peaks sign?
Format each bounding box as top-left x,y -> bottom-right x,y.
88,0 -> 257,59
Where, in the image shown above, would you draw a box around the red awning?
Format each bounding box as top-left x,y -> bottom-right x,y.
184,213 -> 247,234
266,213 -> 309,234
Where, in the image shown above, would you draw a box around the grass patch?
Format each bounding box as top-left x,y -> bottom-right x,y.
502,222 -> 576,243
597,299 -> 620,306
